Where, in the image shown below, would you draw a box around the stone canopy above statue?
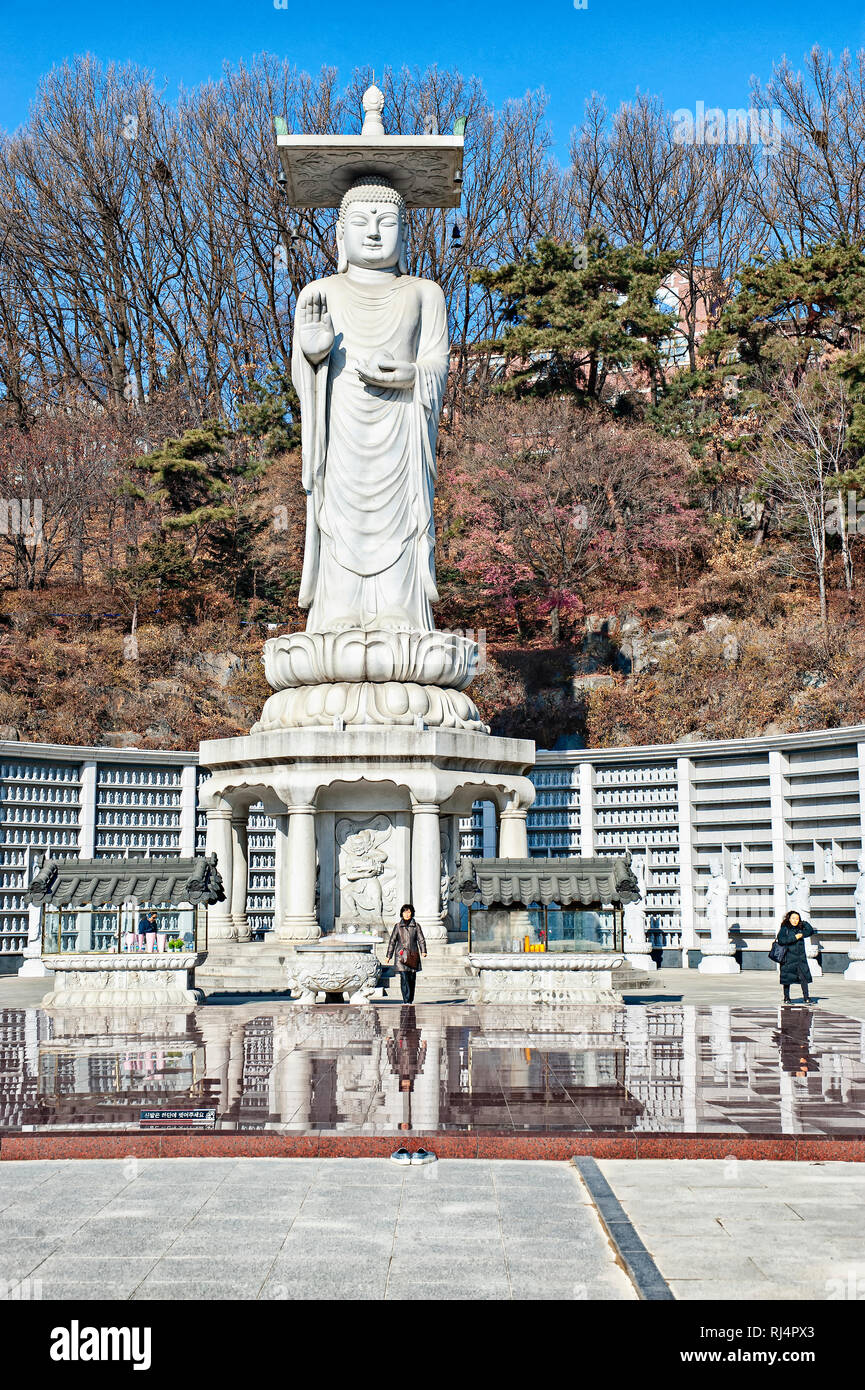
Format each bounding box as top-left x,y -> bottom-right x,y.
276,83 -> 465,209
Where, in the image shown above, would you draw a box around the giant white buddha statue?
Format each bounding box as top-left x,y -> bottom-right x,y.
255,83 -> 481,730
292,176 -> 449,635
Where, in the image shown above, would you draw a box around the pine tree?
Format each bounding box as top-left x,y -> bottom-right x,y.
473,230 -> 679,404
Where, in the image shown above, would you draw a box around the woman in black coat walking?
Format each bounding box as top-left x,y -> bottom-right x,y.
385,904 -> 427,1004
775,910 -> 815,1006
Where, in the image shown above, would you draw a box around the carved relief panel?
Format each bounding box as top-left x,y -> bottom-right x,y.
335,815 -> 398,925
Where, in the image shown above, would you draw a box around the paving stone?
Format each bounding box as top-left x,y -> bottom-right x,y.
669,1280 -> 795,1301
132,1280 -> 260,1300
146,1255 -> 277,1282
34,1255 -> 157,1292
639,1244 -> 771,1282
384,1278 -> 511,1301
0,1241 -> 62,1281
260,1273 -> 388,1300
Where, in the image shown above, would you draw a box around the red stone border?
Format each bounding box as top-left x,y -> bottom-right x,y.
2,1132 -> 864,1161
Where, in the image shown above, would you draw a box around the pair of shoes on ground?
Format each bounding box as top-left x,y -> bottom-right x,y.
390,1147 -> 436,1165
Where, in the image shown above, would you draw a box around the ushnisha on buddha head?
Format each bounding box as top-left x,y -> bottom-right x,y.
336,179 -> 408,275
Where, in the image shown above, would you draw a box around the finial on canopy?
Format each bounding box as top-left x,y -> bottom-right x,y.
362,84 -> 386,137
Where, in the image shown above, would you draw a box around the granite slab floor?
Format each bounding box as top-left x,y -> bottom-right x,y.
598,1158 -> 865,1300
0,1158 -> 634,1301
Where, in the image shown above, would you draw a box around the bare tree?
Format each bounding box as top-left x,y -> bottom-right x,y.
568,92 -> 765,368
758,364 -> 852,636
750,47 -> 865,253
0,407 -> 122,588
0,57 -> 571,422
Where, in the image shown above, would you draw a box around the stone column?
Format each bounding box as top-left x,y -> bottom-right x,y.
201,1013 -> 231,1119
499,805 -> 529,858
498,803 -> 532,937
78,760 -> 97,858
204,804 -> 235,942
624,899 -> 656,972
681,1005 -> 698,1130
179,764 -> 197,856
578,760 -> 595,856
230,812 -> 251,942
273,812 -> 289,939
412,803 -> 446,942
19,845 -> 48,977
676,756 -> 696,968
768,749 -> 789,926
277,804 -> 320,942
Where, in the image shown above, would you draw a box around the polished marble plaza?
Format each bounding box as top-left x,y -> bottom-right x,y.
3,989 -> 865,1138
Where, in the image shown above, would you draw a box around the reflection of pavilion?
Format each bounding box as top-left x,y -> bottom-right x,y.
23,1013 -> 212,1129
0,1007 -> 44,1128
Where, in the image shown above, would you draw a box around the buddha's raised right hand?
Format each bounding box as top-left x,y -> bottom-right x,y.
298,290 -> 334,363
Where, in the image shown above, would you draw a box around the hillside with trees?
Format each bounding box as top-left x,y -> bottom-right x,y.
1,50 -> 865,750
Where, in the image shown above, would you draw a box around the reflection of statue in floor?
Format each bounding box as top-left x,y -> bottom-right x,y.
387,1005 -> 427,1130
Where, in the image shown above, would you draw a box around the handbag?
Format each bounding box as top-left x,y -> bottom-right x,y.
768,939 -> 788,965
398,926 -> 420,971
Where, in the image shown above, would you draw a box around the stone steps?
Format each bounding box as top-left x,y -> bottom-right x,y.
196,938 -> 474,997
196,941 -> 290,995
194,937 -> 649,998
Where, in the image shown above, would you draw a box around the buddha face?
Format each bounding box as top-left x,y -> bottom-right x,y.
341,199 -> 404,270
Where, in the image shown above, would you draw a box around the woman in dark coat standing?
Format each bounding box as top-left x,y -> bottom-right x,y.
386,904 -> 427,1004
775,910 -> 815,1006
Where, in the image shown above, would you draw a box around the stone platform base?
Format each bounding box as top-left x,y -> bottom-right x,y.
41,953 -> 205,1010
468,953 -> 629,1004
846,944 -> 865,980
698,945 -> 740,975
17,955 -> 50,979
807,946 -> 824,979
625,950 -> 658,973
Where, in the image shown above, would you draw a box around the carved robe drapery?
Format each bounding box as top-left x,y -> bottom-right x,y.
292,271 -> 449,633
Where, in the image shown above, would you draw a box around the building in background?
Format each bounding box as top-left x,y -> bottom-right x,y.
2,723 -> 865,971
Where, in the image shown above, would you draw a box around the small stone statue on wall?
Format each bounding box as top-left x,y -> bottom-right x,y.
854,853 -> 865,942
786,853 -> 812,919
705,856 -> 730,946
786,851 -> 821,977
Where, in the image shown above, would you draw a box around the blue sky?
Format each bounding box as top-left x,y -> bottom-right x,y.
1,0 -> 863,158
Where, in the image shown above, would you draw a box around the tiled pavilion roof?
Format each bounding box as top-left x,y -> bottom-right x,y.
457,856 -> 640,909
26,855 -> 226,908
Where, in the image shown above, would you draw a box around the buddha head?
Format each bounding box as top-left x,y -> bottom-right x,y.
337,178 -> 408,274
